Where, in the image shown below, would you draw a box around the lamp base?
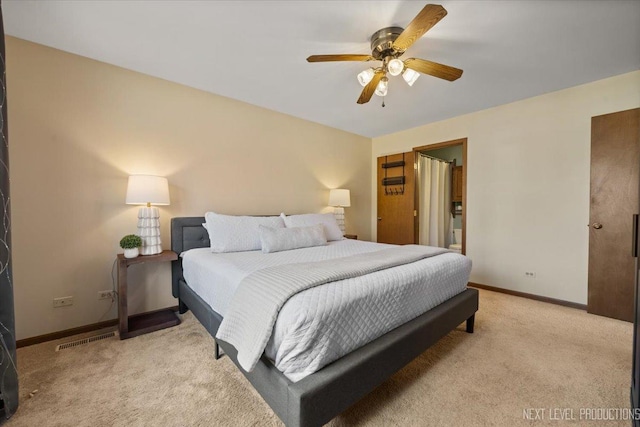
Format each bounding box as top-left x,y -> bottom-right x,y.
137,207 -> 162,255
333,207 -> 345,234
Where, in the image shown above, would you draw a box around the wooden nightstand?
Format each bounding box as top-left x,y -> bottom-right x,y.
344,234 -> 357,240
117,250 -> 179,339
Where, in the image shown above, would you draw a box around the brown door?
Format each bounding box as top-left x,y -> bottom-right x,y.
588,108 -> 640,322
377,152 -> 415,244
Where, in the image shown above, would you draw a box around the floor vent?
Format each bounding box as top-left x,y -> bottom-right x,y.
55,331 -> 117,351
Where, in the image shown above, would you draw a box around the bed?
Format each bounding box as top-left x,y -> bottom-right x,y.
171,216 -> 479,427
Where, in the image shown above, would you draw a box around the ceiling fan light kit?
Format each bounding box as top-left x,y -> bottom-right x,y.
307,3 -> 463,105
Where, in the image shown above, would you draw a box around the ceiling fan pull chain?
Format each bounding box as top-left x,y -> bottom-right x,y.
382,97 -> 386,108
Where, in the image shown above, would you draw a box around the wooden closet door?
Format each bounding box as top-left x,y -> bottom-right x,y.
588,108 -> 640,322
377,152 -> 415,244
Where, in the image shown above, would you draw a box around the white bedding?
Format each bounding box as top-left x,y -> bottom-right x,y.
182,240 -> 471,381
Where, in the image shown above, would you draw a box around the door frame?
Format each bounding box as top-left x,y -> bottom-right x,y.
413,138 -> 467,254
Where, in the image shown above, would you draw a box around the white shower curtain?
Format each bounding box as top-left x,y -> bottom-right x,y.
418,155 -> 452,248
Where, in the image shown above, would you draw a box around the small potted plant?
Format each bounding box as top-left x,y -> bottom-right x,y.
120,234 -> 142,259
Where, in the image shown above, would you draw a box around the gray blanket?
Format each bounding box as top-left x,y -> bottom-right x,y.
215,244 -> 448,372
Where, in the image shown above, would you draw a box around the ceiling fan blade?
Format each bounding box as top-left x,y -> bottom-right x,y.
404,58 -> 463,81
392,4 -> 448,52
307,54 -> 374,62
357,71 -> 384,104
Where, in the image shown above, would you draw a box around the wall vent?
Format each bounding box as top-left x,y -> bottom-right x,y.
55,331 -> 117,351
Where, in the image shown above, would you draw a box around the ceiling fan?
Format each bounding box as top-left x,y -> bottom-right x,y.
306,3 -> 463,105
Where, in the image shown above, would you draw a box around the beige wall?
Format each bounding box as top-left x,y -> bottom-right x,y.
7,37 -> 372,340
373,70 -> 640,305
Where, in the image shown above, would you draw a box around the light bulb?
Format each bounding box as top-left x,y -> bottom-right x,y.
387,58 -> 404,76
375,77 -> 388,97
357,68 -> 375,87
402,68 -> 420,86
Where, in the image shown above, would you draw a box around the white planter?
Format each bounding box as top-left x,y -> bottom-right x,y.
123,248 -> 139,259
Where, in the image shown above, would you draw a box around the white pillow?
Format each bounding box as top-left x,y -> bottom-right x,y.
280,213 -> 343,241
204,212 -> 285,253
259,224 -> 327,253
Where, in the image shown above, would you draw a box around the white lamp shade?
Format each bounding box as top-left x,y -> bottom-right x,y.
329,189 -> 351,207
374,77 -> 388,97
357,68 -> 375,87
402,68 -> 420,86
387,58 -> 404,76
125,175 -> 170,205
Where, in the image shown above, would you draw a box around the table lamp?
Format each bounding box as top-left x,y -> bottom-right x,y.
329,189 -> 350,234
125,175 -> 170,255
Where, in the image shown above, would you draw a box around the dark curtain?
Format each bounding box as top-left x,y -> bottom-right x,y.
0,1 -> 18,422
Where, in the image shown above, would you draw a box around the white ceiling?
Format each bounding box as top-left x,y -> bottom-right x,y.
4,1 -> 640,138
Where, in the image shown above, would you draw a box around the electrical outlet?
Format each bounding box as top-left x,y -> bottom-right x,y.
524,271 -> 536,278
98,290 -> 114,300
53,296 -> 73,308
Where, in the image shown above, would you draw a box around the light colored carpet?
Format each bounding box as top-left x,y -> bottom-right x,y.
5,289 -> 632,427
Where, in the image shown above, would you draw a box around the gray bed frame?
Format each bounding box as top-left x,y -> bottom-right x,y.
171,217 -> 479,427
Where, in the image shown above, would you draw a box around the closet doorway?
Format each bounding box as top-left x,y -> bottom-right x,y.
413,138 -> 467,254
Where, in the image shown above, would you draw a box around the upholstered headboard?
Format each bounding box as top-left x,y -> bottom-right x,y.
171,217 -> 209,298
